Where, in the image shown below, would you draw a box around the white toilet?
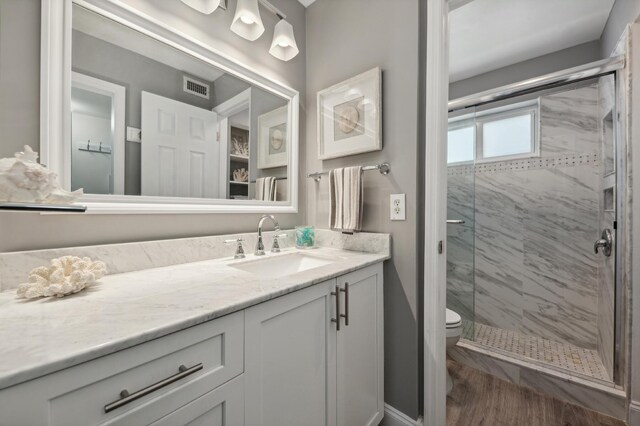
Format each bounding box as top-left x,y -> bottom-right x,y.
446,308 -> 463,395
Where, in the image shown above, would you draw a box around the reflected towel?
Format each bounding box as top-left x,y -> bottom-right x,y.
256,177 -> 277,201
329,166 -> 363,232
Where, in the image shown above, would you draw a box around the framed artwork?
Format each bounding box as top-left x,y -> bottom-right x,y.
317,67 -> 382,160
257,105 -> 288,169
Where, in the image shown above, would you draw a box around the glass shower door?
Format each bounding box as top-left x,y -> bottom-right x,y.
446,109 -> 476,339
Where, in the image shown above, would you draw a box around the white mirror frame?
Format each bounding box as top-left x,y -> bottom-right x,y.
41,0 -> 299,214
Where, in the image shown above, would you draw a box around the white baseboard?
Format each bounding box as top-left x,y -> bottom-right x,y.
629,400 -> 640,426
382,404 -> 423,426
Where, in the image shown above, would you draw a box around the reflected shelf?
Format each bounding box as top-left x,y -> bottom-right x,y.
230,154 -> 249,162
230,181 -> 249,185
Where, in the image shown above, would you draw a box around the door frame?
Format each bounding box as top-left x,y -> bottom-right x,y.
423,0 -> 449,424
71,72 -> 126,194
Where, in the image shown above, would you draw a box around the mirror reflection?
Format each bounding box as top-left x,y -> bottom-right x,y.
71,5 -> 290,202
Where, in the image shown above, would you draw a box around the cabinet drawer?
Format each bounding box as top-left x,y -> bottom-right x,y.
150,374 -> 244,426
0,311 -> 244,426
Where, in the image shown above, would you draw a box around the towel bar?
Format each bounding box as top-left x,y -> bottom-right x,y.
307,163 -> 390,182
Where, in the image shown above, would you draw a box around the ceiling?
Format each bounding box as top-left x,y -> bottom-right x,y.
73,5 -> 225,83
297,0 -> 316,7
449,0 -> 615,82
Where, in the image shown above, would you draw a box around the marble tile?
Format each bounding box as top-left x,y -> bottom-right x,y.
0,229 -> 389,292
473,171 -> 526,331
519,368 -> 626,419
539,83 -> 600,158
448,343 -> 521,384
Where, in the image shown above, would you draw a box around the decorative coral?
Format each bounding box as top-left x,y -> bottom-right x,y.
233,168 -> 249,182
0,146 -> 83,204
16,256 -> 107,299
231,137 -> 249,157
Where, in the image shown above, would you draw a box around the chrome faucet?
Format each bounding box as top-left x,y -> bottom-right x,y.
256,215 -> 280,256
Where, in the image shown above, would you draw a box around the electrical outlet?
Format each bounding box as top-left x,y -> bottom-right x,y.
390,194 -> 406,221
127,127 -> 142,143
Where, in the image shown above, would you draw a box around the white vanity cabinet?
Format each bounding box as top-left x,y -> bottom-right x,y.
244,262 -> 384,426
0,311 -> 245,426
0,262 -> 383,426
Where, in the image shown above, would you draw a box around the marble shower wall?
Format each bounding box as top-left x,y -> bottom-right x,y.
447,82 -> 609,351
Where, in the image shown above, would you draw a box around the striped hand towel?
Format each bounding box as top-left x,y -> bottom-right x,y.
329,166 -> 363,232
256,177 -> 277,201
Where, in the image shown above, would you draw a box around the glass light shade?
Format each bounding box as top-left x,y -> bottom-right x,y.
269,19 -> 299,61
180,0 -> 221,14
231,0 -> 265,41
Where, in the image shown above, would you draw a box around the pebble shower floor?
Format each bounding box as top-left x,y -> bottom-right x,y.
462,321 -> 610,381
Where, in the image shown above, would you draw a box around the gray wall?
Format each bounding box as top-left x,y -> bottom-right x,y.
601,0 -> 640,57
0,0 -> 307,252
449,41 -> 602,100
0,0 -> 40,158
306,0 -> 421,419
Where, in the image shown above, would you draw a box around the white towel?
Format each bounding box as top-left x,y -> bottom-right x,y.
256,177 -> 277,201
329,166 -> 363,232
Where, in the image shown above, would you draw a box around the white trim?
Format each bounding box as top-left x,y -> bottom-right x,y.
213,88 -> 252,117
629,401 -> 640,425
383,404 -> 423,426
41,0 -> 299,214
424,1 -> 448,426
629,21 -> 640,414
448,0 -> 474,11
71,72 -> 126,195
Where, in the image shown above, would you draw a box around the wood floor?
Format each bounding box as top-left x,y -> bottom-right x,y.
446,360 -> 626,426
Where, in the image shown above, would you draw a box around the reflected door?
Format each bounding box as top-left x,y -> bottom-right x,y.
141,92 -> 219,198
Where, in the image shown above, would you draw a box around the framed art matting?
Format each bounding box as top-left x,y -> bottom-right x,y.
317,67 -> 381,160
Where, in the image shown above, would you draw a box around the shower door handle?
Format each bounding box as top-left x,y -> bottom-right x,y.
594,229 -> 613,257
447,219 -> 466,224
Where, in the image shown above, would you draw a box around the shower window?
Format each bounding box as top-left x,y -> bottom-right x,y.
448,101 -> 539,164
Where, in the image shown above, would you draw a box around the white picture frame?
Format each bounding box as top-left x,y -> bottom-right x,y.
317,67 -> 382,160
257,105 -> 288,169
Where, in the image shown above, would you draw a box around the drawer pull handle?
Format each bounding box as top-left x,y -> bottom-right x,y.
104,363 -> 203,413
331,284 -> 341,331
340,283 -> 349,326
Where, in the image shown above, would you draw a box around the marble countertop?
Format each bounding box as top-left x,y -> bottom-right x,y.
0,247 -> 388,390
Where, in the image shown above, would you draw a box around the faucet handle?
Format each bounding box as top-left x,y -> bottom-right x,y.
271,233 -> 288,253
225,238 -> 246,259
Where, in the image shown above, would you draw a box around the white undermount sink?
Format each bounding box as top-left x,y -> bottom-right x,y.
230,252 -> 335,278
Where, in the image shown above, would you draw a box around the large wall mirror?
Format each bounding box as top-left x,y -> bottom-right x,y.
39,0 -> 299,213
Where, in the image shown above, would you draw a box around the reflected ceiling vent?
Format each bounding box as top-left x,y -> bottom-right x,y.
183,76 -> 210,99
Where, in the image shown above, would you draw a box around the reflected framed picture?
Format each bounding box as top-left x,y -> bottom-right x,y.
257,105 -> 288,169
317,67 -> 382,160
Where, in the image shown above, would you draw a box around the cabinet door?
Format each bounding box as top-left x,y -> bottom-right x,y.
244,279 -> 337,426
336,263 -> 384,426
149,374 -> 244,426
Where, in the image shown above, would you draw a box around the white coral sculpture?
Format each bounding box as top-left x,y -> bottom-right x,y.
16,256 -> 107,299
0,145 -> 83,204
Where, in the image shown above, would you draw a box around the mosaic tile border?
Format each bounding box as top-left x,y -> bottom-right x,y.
447,152 -> 600,176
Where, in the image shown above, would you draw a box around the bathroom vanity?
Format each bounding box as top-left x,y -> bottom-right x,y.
0,231 -> 387,426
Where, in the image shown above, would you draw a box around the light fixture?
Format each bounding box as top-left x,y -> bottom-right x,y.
269,19 -> 299,61
231,0 -> 265,41
180,0 -> 222,14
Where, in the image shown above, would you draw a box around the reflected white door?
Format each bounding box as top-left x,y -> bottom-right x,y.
141,92 -> 219,198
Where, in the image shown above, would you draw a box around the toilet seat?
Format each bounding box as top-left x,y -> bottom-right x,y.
446,309 -> 462,328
